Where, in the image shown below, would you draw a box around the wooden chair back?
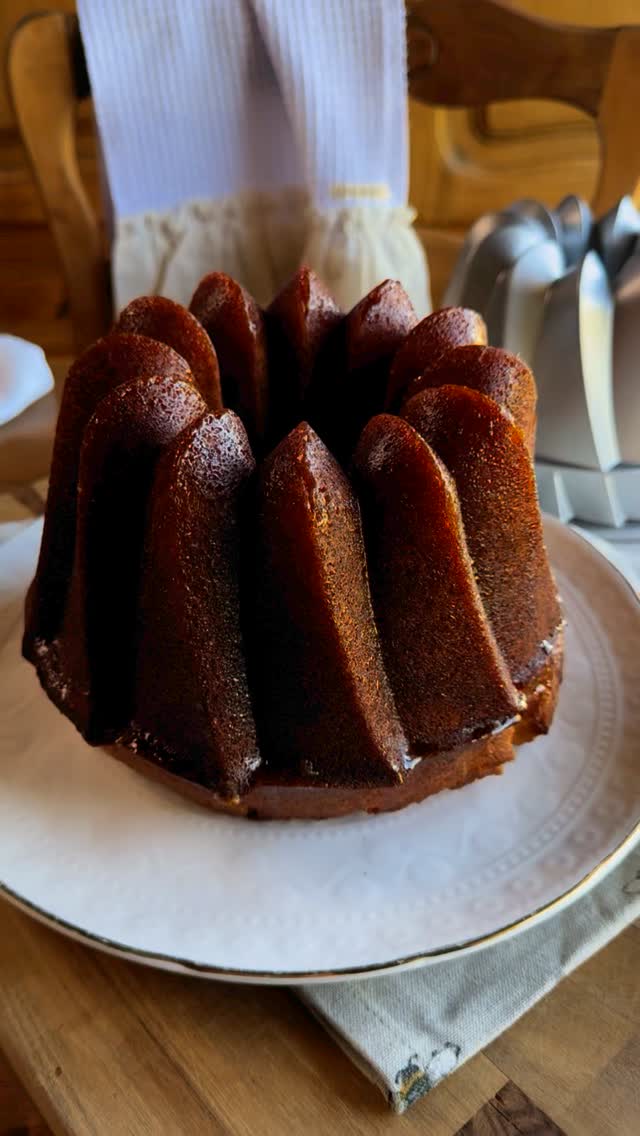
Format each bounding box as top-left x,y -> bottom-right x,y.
7,1 -> 640,350
407,0 -> 640,225
8,11 -> 109,352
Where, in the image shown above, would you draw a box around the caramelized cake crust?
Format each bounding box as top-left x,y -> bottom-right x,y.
25,275 -> 563,817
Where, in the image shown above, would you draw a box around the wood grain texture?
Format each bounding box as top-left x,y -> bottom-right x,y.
594,26 -> 640,213
0,1 -> 75,131
0,1049 -> 49,1135
0,901 -> 639,1135
456,1080 -> 567,1134
408,0 -> 616,114
408,0 -> 640,226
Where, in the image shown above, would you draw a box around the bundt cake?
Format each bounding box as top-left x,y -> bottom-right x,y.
23,268 -> 563,819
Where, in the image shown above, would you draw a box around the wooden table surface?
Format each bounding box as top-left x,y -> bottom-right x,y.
1,207 -> 639,1135
0,898 -> 638,1136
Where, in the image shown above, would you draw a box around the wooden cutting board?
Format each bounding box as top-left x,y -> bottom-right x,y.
0,898 -> 639,1135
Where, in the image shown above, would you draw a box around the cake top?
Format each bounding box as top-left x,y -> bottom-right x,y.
91,266 -> 537,470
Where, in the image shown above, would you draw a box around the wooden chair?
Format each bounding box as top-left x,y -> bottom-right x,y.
7,0 -> 640,355
406,1 -> 640,230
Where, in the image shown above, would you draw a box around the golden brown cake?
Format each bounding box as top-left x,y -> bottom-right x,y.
189,272 -> 269,445
37,376 -> 206,743
385,305 -> 487,411
353,414 -> 521,753
124,410 -> 259,797
403,344 -> 537,455
402,385 -> 562,706
23,268 -> 564,818
254,422 -> 407,787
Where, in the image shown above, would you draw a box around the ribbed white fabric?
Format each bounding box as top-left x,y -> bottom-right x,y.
251,0 -> 408,210
78,0 -> 302,215
76,0 -> 430,314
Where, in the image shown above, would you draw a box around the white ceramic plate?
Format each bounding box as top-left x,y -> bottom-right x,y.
1,517 -> 639,984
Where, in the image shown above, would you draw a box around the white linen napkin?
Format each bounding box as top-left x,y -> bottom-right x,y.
0,336 -> 53,426
77,0 -> 430,315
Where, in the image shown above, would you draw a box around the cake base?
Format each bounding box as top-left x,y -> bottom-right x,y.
514,624 -> 565,745
33,625 -> 564,820
107,730 -> 515,819
102,628 -> 563,819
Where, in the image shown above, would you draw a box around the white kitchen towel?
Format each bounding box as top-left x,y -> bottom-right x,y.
250,0 -> 429,310
77,0 -> 430,314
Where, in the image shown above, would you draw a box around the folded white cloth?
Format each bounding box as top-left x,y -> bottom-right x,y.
77,0 -> 430,314
0,336 -> 54,427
